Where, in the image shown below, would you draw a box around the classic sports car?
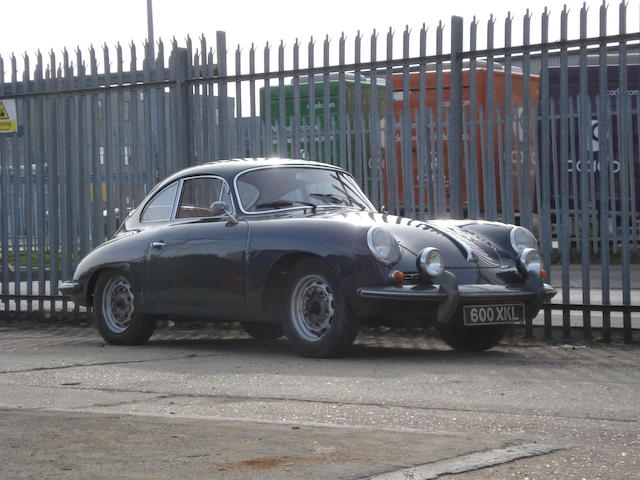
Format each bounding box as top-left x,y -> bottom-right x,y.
60,158 -> 556,357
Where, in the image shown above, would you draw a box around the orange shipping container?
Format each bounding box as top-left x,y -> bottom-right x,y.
387,67 -> 540,214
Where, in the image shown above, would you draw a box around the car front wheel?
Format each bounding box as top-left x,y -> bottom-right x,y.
94,270 -> 156,345
282,258 -> 359,358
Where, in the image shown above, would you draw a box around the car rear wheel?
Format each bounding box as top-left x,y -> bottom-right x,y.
282,258 -> 359,358
437,322 -> 507,351
94,270 -> 157,345
240,321 -> 283,340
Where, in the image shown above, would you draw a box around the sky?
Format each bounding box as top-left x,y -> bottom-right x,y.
1,0 -> 638,76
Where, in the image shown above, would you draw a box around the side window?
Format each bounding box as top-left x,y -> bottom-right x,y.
237,180 -> 260,210
141,182 -> 178,222
177,177 -> 232,218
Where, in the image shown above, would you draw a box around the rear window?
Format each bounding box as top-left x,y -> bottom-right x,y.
141,183 -> 178,222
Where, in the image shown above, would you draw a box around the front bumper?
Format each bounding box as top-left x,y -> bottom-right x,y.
58,280 -> 85,305
356,270 -> 557,324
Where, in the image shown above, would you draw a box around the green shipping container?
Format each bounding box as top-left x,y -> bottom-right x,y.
259,73 -> 385,162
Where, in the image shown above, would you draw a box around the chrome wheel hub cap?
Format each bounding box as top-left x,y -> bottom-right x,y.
102,276 -> 135,334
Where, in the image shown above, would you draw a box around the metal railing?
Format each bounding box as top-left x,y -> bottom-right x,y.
0,2 -> 638,341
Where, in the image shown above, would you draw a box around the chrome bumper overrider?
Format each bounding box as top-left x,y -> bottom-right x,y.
59,280 -> 82,295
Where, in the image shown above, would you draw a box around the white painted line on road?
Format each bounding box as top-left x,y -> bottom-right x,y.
367,443 -> 566,480
0,404 -> 470,438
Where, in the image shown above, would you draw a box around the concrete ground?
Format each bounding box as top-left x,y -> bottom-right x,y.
0,321 -> 638,479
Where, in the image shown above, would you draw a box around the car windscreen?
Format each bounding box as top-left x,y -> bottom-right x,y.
236,166 -> 375,213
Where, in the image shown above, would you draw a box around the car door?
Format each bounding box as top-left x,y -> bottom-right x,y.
143,176 -> 248,314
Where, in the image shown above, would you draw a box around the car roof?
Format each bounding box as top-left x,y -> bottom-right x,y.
160,158 -> 346,186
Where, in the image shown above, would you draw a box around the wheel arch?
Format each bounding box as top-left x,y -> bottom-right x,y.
261,252 -> 328,324
85,264 -> 135,307
86,268 -> 106,306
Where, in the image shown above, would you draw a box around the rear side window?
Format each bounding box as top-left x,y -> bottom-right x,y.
141,182 -> 178,222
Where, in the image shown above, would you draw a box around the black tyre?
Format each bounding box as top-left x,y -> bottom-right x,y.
437,321 -> 507,351
94,270 -> 157,345
282,258 -> 360,358
241,321 -> 284,340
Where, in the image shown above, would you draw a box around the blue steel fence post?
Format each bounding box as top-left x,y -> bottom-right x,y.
484,17 -> 497,220
540,8 -> 553,339
598,1 -> 611,342
618,0 -> 632,343
307,38 -> 316,162
401,26 -> 413,217
263,43 -> 273,157
0,55 -> 7,312
338,33 -> 347,171
323,36 -> 331,165
275,42 -> 286,157
368,31 -> 381,209
292,40 -> 301,159
449,16 -> 464,219
417,24 -> 428,220
353,32 -> 363,188
8,55 -> 21,315
198,37 -> 209,165
23,53 -> 35,313
61,49 -> 73,317
560,5 -> 572,340
46,52 -> 58,314
468,18 -> 479,221
435,23 -> 445,217
502,13 -> 514,225
216,31 -> 230,160
234,45 -> 243,158
172,47 -> 192,170
521,11 -> 533,232
249,44 -> 258,157
578,4 -> 591,340
384,29 -> 398,214
277,41 -> 287,158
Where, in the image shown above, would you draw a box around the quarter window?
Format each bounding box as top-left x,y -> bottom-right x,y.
141,182 -> 178,222
177,177 -> 232,218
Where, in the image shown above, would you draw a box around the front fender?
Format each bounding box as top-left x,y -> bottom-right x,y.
245,218 -> 385,314
69,232 -> 149,307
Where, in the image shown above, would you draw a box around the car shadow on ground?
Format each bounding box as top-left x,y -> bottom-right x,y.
0,320 -> 536,365
144,333 -> 526,365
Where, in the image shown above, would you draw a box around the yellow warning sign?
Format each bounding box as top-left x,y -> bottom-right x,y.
0,99 -> 17,133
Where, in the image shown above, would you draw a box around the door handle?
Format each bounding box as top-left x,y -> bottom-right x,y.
151,241 -> 166,249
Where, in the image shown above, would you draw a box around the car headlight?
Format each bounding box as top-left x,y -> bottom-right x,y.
367,227 -> 401,266
417,247 -> 444,277
510,226 -> 538,253
518,248 -> 543,276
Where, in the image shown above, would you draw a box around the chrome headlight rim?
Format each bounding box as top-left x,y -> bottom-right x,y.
518,248 -> 542,276
510,226 -> 538,254
417,247 -> 445,277
367,227 -> 401,266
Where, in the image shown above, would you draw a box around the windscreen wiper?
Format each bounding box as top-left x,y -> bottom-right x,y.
255,200 -> 317,213
310,193 -> 367,210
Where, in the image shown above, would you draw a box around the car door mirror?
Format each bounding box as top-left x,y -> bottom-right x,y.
210,201 -> 230,216
210,201 -> 239,224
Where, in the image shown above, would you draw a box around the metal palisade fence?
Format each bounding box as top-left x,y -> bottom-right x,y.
0,2 -> 638,341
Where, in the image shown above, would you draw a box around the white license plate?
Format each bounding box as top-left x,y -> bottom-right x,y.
463,304 -> 525,326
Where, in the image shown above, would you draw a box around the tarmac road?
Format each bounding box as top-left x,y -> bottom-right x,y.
0,322 -> 638,479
